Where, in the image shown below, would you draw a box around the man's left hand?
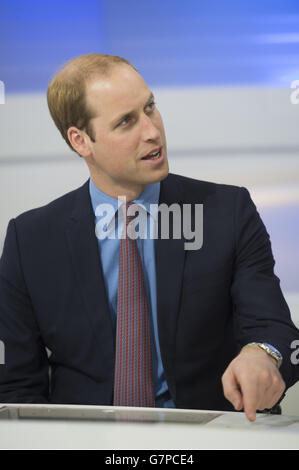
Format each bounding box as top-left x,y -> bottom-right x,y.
221,344 -> 286,422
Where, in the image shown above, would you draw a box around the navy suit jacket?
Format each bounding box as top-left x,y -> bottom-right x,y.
0,173 -> 298,410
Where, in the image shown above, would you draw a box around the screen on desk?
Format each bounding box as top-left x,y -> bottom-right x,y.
0,405 -> 221,424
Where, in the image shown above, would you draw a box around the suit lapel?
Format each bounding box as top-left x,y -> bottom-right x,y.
155,175 -> 185,394
156,174 -> 212,396
65,180 -> 115,360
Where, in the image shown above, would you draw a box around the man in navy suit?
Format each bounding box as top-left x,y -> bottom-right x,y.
0,54 -> 298,421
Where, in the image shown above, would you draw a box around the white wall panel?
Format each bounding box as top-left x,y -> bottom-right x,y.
1,87 -> 299,160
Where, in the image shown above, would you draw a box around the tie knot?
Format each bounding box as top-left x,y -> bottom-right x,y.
123,202 -> 139,225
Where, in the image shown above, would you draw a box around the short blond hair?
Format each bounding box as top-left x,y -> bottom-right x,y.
47,53 -> 137,154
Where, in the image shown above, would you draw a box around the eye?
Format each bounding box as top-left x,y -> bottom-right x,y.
119,116 -> 132,127
145,101 -> 156,113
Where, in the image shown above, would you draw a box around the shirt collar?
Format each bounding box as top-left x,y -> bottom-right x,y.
89,177 -> 160,226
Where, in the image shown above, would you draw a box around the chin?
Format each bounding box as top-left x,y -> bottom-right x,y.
157,169 -> 169,183
152,161 -> 169,183
158,163 -> 169,182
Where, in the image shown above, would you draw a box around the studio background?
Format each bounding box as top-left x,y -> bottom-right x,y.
0,0 -> 298,414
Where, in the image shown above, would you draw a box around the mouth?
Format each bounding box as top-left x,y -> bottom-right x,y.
141,147 -> 162,161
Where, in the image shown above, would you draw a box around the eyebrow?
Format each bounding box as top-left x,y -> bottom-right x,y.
111,92 -> 155,128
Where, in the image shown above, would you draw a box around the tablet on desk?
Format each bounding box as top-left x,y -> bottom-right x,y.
0,404 -> 221,424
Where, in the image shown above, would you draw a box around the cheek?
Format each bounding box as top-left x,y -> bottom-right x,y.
154,112 -> 166,135
112,132 -> 141,158
94,127 -> 142,166
98,138 -> 139,172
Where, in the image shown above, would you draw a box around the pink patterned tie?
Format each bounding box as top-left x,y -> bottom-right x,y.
113,202 -> 155,407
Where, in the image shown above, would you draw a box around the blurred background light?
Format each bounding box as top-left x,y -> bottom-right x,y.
1,0 -> 299,91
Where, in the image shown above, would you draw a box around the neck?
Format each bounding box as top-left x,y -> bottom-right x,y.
90,175 -> 146,202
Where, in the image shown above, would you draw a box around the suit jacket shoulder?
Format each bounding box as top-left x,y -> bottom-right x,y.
13,180 -> 90,231
161,172 -> 250,214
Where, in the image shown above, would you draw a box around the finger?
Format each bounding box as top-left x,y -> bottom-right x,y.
242,379 -> 278,420
243,400 -> 257,421
222,368 -> 243,411
240,366 -> 282,421
240,378 -> 261,422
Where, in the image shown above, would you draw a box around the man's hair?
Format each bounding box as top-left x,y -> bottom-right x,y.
47,53 -> 137,154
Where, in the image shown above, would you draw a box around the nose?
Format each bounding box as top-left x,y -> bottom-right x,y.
141,114 -> 160,142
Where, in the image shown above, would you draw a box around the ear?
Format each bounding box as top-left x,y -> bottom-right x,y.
67,127 -> 92,158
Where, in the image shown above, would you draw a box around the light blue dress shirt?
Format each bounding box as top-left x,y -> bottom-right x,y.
89,178 -> 175,408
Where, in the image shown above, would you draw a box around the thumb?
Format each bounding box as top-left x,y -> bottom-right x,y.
222,368 -> 243,411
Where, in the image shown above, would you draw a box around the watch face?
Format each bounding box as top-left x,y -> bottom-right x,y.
264,343 -> 282,357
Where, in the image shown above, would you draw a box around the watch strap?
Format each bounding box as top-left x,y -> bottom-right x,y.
243,342 -> 283,368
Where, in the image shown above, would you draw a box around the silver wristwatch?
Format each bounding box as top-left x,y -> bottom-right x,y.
245,342 -> 283,368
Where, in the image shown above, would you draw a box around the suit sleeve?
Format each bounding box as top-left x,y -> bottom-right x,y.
0,219 -> 49,403
231,187 -> 299,389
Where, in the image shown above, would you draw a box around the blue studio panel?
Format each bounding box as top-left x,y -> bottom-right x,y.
104,0 -> 299,87
0,0 -> 105,93
0,0 -> 299,92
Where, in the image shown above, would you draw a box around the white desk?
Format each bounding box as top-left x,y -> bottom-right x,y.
0,404 -> 298,450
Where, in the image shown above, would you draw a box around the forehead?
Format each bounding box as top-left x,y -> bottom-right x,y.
86,65 -> 150,118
